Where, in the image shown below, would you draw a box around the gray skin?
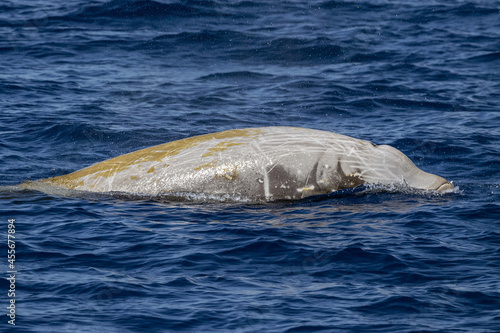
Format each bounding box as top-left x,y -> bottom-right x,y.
18,127 -> 453,201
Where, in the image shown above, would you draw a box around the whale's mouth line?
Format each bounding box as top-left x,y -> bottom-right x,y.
436,181 -> 454,192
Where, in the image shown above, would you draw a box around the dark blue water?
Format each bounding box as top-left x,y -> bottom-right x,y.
1,0 -> 500,332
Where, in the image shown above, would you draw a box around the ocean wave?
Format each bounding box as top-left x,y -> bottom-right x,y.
355,295 -> 426,314
149,32 -> 348,64
231,37 -> 344,64
197,70 -> 275,81
153,30 -> 252,43
468,51 -> 500,62
25,122 -> 113,144
51,0 -> 236,22
407,2 -> 499,24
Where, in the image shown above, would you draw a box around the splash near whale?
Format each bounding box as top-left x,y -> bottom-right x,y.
19,127 -> 453,201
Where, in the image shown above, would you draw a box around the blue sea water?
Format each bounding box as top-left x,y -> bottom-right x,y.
1,0 -> 500,332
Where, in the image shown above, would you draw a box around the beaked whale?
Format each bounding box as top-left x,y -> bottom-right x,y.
18,127 -> 453,201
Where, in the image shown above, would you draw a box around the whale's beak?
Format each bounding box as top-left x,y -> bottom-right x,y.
436,181 -> 454,192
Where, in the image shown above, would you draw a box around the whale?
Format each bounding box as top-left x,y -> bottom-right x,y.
18,126 -> 453,201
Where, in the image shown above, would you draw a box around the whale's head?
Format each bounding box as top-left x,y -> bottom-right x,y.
374,144 -> 453,192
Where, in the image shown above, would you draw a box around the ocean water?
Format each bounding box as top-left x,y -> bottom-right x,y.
1,0 -> 500,332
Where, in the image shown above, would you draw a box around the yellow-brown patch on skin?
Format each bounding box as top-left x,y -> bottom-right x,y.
33,177 -> 85,190
130,176 -> 138,180
214,164 -> 238,181
147,166 -> 155,173
35,128 -> 262,189
201,141 -> 245,158
298,185 -> 315,192
17,181 -> 34,190
194,161 -> 218,171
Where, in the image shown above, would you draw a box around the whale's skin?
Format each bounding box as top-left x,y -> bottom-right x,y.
20,127 -> 453,201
